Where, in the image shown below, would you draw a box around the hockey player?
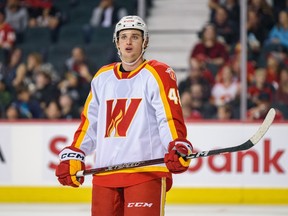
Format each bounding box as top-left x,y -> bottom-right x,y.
55,15 -> 193,216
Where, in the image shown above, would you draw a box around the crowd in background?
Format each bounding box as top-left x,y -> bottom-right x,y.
0,0 -> 137,120
180,0 -> 288,121
0,0 -> 287,121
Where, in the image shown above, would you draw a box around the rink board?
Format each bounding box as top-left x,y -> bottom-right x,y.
0,121 -> 287,203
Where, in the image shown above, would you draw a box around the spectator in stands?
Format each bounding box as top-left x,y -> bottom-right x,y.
13,84 -> 43,118
247,92 -> 283,120
181,82 -> 216,120
83,0 -> 128,44
64,46 -> 92,104
208,0 -> 222,19
258,10 -> 288,67
208,0 -> 240,26
229,43 -> 256,84
22,52 -> 43,92
224,0 -> 240,25
26,1 -> 63,43
180,91 -> 193,120
247,8 -> 267,62
266,10 -> 288,50
57,71 -> 81,108
32,67 -> 60,109
22,53 -> 60,95
180,90 -> 203,120
273,67 -> 288,117
211,64 -> 240,107
215,103 -> 233,120
44,99 -> 61,119
178,58 -> 212,101
0,79 -> 13,114
265,53 -> 282,87
0,9 -> 16,64
190,23 -> 229,76
210,6 -> 239,46
247,67 -> 275,108
5,0 -> 29,43
65,47 -> 92,83
89,0 -> 128,28
58,92 -> 80,119
5,103 -> 20,119
190,82 -> 215,118
272,0 -> 288,22
23,0 -> 52,22
0,47 -> 25,91
248,0 -> 275,33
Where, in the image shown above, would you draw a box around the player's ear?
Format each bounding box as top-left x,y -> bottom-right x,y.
144,38 -> 149,49
116,41 -> 120,50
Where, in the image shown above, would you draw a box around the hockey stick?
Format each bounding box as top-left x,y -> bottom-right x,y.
76,108 -> 276,177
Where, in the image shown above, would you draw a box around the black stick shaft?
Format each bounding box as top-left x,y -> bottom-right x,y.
81,158 -> 164,176
77,140 -> 253,177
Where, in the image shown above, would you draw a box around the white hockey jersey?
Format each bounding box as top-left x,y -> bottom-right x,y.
71,60 -> 188,188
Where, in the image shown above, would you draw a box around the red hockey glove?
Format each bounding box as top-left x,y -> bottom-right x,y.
55,146 -> 85,187
164,138 -> 193,174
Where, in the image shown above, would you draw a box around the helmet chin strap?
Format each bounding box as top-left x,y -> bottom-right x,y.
118,40 -> 147,67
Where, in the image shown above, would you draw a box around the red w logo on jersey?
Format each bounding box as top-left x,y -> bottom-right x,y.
105,98 -> 142,137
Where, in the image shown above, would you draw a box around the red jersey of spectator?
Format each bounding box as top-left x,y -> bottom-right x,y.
248,83 -> 275,103
22,0 -> 52,8
0,22 -> 16,49
191,41 -> 229,63
247,108 -> 283,121
266,67 -> 279,86
185,110 -> 203,121
274,89 -> 288,106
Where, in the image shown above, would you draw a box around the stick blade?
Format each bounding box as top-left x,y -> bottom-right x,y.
249,108 -> 276,145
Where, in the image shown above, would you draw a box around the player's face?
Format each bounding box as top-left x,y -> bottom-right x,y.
117,29 -> 143,63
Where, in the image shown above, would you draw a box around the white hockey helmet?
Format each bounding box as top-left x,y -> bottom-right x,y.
113,15 -> 149,43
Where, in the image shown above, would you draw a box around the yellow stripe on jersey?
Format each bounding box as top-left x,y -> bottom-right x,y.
145,64 -> 178,139
95,165 -> 169,175
115,63 -> 122,78
115,60 -> 148,78
160,177 -> 167,216
93,64 -> 114,79
74,92 -> 92,148
127,60 -> 148,78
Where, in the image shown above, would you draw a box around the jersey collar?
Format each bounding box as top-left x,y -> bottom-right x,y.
114,60 -> 148,79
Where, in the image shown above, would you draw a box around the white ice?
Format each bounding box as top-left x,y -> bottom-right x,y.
0,204 -> 288,216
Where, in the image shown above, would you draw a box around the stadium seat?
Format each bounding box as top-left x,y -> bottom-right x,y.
23,27 -> 51,47
17,27 -> 52,61
57,24 -> 84,46
46,43 -> 72,75
90,27 -> 115,45
83,43 -> 117,70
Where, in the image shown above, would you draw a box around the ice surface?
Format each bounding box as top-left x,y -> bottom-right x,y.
0,204 -> 287,216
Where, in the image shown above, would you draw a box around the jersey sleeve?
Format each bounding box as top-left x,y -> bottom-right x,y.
70,77 -> 99,155
146,60 -> 187,149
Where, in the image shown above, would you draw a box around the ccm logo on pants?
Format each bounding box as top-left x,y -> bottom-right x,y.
127,202 -> 153,208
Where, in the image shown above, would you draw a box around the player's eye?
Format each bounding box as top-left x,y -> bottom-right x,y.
119,35 -> 127,40
132,35 -> 140,40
